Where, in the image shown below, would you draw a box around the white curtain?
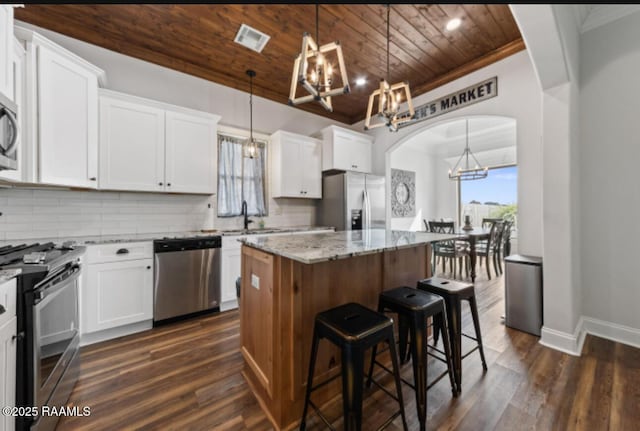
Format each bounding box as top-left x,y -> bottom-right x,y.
217,135 -> 266,217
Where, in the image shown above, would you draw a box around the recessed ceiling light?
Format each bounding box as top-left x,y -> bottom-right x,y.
446,18 -> 461,31
355,77 -> 366,86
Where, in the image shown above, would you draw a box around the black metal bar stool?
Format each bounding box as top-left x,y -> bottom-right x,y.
366,287 -> 456,431
300,302 -> 408,431
417,277 -> 488,394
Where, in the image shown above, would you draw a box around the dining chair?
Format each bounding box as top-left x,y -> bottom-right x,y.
428,221 -> 469,279
474,222 -> 498,280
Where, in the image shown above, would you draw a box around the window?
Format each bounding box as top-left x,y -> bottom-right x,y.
458,165 -> 518,228
217,134 -> 267,217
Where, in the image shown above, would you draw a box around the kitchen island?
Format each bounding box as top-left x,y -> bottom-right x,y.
239,229 -> 457,430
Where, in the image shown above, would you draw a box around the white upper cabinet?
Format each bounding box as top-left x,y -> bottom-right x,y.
270,130 -> 322,199
38,47 -> 99,188
98,89 -> 219,194
15,26 -> 106,188
0,38 -> 25,183
165,110 -> 217,194
319,125 -> 373,174
0,6 -> 14,99
99,92 -> 165,192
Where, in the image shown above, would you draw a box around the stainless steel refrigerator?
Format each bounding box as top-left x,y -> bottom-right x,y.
317,172 -> 386,231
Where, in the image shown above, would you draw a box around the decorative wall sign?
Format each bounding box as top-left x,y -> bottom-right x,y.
391,168 -> 416,217
397,76 -> 498,129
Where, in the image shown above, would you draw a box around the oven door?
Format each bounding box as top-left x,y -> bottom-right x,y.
32,261 -> 80,410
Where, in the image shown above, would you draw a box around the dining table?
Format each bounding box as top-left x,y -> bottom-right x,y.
453,227 -> 493,282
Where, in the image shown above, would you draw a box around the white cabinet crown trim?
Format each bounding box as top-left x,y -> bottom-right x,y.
15,25 -> 107,86
99,88 -> 221,123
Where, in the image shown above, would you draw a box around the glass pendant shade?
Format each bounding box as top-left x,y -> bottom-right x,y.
244,69 -> 258,159
289,5 -> 350,112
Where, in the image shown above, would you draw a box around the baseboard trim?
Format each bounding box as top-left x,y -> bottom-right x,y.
539,317 -> 585,356
80,320 -> 153,346
583,317 -> 640,349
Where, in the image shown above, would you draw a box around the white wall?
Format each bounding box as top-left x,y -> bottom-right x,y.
580,11 -> 640,342
13,21 -> 354,233
360,51 -> 542,257
389,147 -> 434,231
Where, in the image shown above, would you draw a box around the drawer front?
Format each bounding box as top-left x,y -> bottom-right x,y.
86,242 -> 153,264
0,278 -> 17,328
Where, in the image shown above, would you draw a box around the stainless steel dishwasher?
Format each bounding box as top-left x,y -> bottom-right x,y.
153,235 -> 221,324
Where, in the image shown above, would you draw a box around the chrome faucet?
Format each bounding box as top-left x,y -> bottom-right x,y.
241,200 -> 253,230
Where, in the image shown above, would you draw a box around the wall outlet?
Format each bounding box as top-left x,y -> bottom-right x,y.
251,273 -> 260,290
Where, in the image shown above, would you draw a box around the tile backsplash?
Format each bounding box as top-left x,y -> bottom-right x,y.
0,188 -> 317,241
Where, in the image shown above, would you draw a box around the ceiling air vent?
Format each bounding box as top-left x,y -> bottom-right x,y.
234,24 -> 271,53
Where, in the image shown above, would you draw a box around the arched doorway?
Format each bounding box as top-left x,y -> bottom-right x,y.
385,115 -> 517,244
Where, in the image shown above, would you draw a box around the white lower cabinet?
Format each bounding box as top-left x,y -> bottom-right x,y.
81,243 -> 153,345
0,278 -> 16,431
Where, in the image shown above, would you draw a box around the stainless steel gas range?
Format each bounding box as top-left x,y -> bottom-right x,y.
0,242 -> 84,431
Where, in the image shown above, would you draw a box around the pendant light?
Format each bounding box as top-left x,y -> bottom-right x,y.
289,4 -> 350,112
364,4 -> 415,132
244,69 -> 258,159
448,119 -> 488,181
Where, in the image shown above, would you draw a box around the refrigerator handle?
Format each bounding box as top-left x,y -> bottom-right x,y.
362,190 -> 368,230
364,190 -> 371,230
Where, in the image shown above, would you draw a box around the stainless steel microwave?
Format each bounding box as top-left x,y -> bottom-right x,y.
0,91 -> 18,171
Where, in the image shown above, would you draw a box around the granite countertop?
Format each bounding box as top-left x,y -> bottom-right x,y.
240,229 -> 460,264
0,226 -> 335,247
0,268 -> 21,283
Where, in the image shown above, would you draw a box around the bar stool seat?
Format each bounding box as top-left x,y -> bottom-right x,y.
367,287 -> 456,431
300,302 -> 408,431
417,277 -> 488,394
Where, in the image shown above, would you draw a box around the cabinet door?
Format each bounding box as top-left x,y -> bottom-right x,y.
300,139 -> 322,198
220,247 -> 241,311
0,6 -> 13,98
346,134 -> 372,173
83,259 -> 153,333
99,95 -> 165,192
0,39 -> 25,183
278,135 -> 303,197
0,317 -> 16,431
165,111 -> 216,194
333,130 -> 372,173
38,46 -> 98,188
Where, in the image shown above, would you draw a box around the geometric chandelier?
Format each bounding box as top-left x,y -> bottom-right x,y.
289,4 -> 350,112
448,119 -> 488,181
364,4 -> 415,132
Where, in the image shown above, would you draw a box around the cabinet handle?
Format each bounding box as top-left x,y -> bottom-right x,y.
167,183 -> 171,187
158,182 -> 163,186
89,177 -> 96,181
0,304 -> 5,315
147,266 -> 151,270
12,332 -> 24,342
116,248 -> 129,255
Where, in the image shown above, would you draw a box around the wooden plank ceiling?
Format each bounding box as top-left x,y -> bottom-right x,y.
15,4 -> 524,125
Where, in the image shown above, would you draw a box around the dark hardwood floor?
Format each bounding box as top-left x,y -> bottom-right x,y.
59,265 -> 640,430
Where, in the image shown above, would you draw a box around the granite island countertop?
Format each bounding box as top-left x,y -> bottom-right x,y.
240,229 -> 460,264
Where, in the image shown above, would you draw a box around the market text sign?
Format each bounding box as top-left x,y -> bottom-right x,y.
398,77 -> 498,129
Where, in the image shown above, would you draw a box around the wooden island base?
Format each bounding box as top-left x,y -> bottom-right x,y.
240,243 -> 432,430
